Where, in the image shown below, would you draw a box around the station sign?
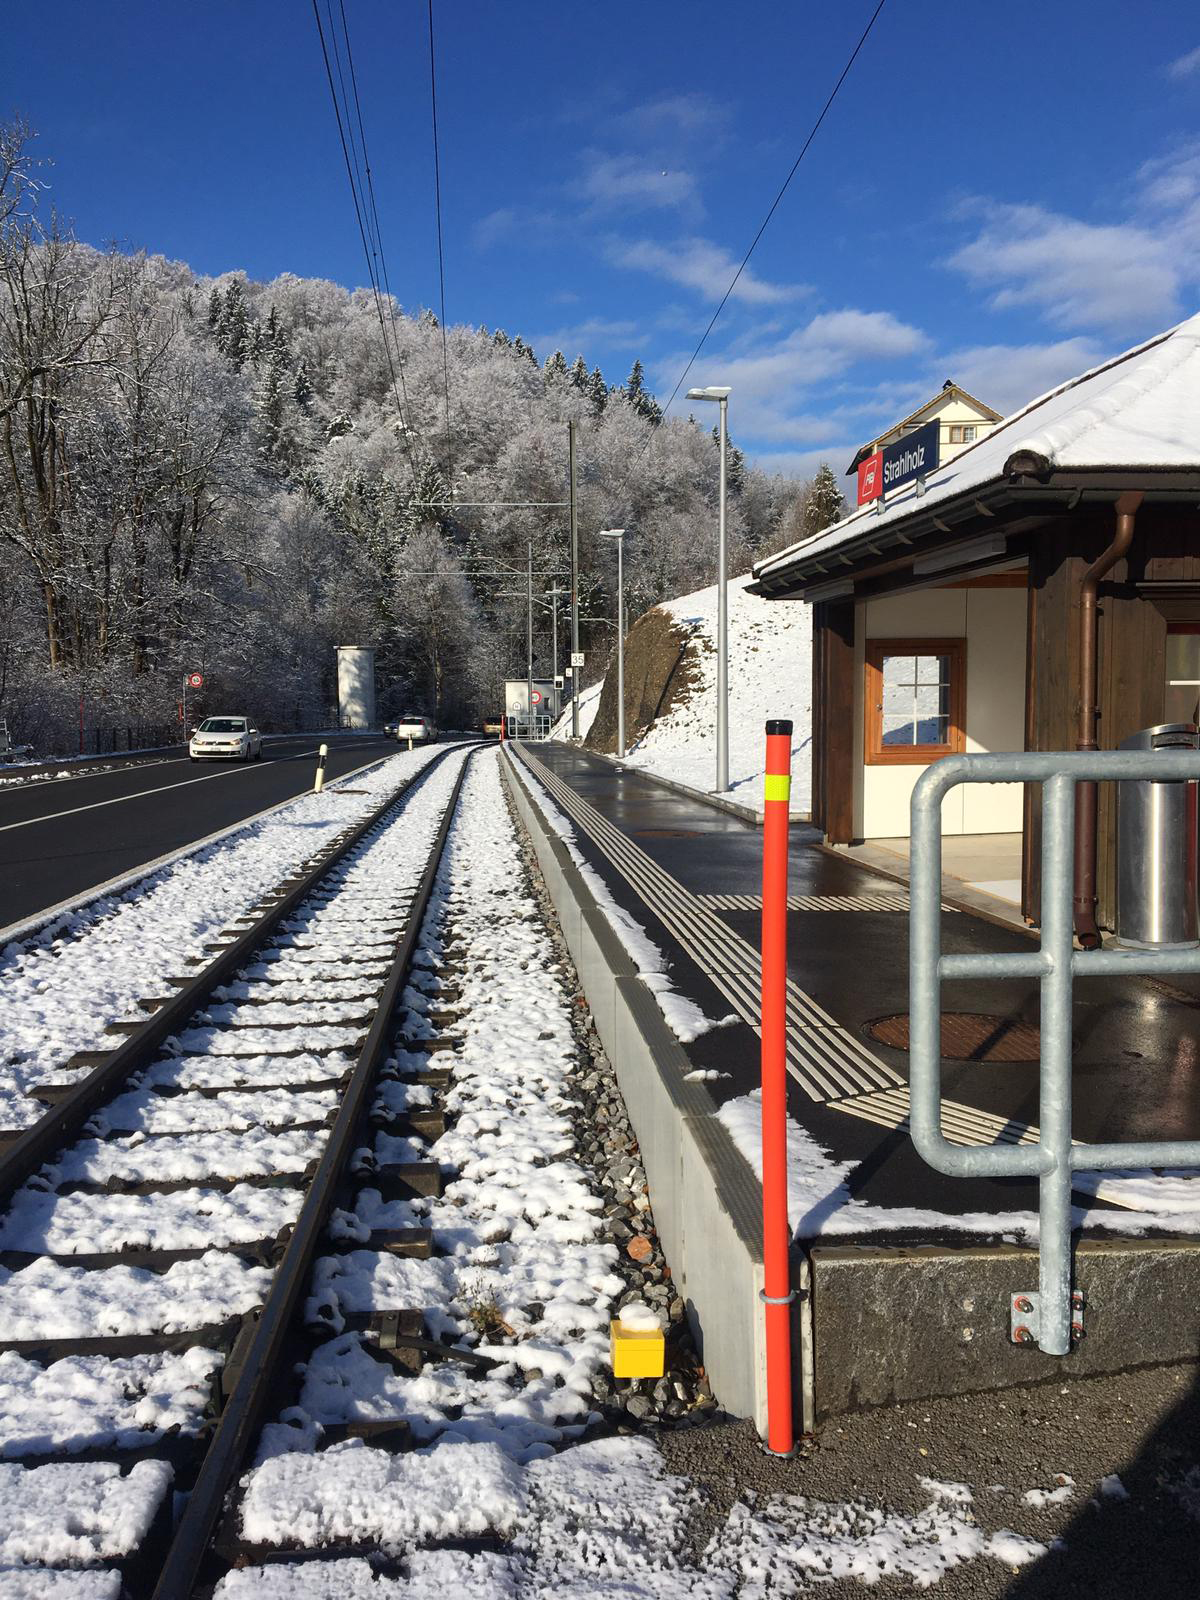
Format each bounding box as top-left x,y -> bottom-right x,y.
856,419 -> 940,506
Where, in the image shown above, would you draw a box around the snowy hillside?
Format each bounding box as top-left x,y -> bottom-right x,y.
557,574 -> 811,812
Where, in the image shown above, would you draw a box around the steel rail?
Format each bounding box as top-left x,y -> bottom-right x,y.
0,745 -> 463,1209
152,747 -> 475,1599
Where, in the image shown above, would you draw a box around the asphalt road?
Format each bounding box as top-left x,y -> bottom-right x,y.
0,734 -> 400,931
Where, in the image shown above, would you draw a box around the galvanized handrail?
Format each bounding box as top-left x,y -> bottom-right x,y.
910,749 -> 1200,1355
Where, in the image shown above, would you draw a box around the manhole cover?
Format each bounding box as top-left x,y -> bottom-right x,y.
866,1012 -> 1041,1062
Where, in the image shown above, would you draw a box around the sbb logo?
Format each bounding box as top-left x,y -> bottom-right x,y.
857,450 -> 883,505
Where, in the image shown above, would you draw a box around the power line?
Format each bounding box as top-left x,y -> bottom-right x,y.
427,0 -> 455,490
335,0 -> 413,421
608,0 -> 889,512
311,0 -> 420,486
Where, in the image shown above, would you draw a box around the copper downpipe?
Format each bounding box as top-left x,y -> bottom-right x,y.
1073,490 -> 1143,947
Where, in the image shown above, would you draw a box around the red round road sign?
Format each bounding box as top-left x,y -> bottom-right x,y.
187,672 -> 204,689
531,690 -> 542,704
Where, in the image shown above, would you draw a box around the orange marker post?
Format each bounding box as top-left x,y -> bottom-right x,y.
761,718 -> 794,1454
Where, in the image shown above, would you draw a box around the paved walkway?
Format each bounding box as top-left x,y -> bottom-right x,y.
517,741 -> 1200,1237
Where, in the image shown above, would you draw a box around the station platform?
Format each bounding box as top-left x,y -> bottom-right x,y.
506,740 -> 1200,1419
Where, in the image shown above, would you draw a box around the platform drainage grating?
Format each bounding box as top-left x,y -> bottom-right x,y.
866,1011 -> 1042,1062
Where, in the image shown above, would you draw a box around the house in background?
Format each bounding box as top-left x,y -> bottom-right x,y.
751,313 -> 1200,940
845,380 -> 1002,484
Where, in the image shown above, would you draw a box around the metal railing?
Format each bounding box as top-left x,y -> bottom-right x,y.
505,714 -> 553,741
910,749 -> 1200,1355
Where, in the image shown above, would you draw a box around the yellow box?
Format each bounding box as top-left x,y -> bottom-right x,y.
610,1319 -> 666,1379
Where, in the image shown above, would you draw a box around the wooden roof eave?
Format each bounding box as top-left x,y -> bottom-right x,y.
748,467 -> 1200,601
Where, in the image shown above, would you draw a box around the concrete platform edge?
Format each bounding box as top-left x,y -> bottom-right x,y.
502,746 -> 794,1434
810,1237 -> 1200,1418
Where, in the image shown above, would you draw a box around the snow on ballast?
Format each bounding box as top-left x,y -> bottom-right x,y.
0,745 -> 473,1590
199,747 -> 711,1592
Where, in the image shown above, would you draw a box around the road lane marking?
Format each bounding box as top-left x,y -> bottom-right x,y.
0,747 -> 336,835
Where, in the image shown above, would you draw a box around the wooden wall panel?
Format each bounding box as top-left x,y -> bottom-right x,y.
812,601 -> 856,844
1025,512 -> 1171,929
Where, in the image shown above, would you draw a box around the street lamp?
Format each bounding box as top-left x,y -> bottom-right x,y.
598,529 -> 626,759
687,384 -> 732,793
546,584 -> 568,715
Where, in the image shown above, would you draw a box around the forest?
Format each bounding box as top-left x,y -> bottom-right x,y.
0,119 -> 844,750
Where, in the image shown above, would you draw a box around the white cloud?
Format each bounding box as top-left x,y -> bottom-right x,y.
934,337 -> 1106,415
628,92 -> 730,135
949,201 -> 1179,331
472,206 -> 556,250
750,446 -> 856,479
528,317 -> 643,356
577,153 -> 701,217
607,235 -> 808,305
660,308 -> 928,450
673,322 -> 1108,472
1166,44 -> 1200,79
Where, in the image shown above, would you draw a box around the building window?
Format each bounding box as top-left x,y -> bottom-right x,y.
962,424 -> 977,442
948,425 -> 963,443
865,639 -> 966,765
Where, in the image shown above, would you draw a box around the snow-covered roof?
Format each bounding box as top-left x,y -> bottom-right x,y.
757,310 -> 1200,587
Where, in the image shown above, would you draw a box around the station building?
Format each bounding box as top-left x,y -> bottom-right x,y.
845,378 -> 1002,479
751,312 -> 1200,933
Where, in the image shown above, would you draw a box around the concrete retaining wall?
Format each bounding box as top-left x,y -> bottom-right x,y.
502,747 -> 804,1433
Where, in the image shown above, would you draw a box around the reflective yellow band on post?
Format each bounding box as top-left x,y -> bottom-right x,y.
764,774 -> 791,804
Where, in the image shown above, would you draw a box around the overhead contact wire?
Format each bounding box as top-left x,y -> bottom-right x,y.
312,0 -> 420,486
336,0 -> 418,438
607,0 -> 889,515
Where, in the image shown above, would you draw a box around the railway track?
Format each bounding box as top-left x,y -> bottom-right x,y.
0,743 -> 482,1596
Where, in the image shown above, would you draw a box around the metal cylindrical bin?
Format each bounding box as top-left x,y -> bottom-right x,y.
1116,722 -> 1199,948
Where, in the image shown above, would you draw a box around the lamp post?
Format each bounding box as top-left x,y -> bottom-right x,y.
599,529 -> 626,759
687,384 -> 732,793
569,419 -> 581,738
526,539 -> 534,738
547,583 -> 568,719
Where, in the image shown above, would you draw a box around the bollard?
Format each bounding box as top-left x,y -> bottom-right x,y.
407,735 -> 413,752
313,742 -> 328,794
760,718 -> 794,1455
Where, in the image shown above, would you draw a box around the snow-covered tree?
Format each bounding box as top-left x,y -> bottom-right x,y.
802,462 -> 846,538
0,115 -> 808,748
587,366 -> 608,414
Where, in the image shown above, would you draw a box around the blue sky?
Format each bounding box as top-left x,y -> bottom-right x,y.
6,1 -> 1200,475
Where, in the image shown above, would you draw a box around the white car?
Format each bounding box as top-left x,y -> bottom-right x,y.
189,716 -> 263,762
387,714 -> 438,744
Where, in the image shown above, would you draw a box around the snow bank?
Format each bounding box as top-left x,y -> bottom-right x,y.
717,1089 -> 1200,1240
708,1484 -> 1046,1590
597,572 -> 812,810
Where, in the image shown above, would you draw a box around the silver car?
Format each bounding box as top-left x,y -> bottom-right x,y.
189,716 -> 263,762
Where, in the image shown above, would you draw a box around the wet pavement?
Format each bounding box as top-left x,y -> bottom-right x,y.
520,742 -> 1200,1237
